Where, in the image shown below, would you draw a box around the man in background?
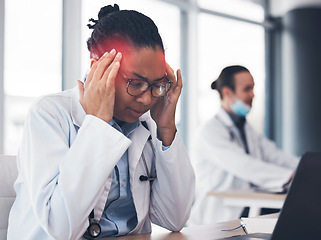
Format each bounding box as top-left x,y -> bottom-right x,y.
189,65 -> 299,225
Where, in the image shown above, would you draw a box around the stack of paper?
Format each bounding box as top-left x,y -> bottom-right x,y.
241,217 -> 278,234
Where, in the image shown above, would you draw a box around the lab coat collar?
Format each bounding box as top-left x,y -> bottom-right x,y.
128,112 -> 152,174
128,121 -> 151,227
216,107 -> 236,128
71,86 -> 86,128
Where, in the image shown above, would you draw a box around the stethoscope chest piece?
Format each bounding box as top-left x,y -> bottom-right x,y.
88,220 -> 101,238
84,210 -> 101,239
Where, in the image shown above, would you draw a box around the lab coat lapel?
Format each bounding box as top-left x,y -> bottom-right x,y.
128,119 -> 150,227
217,108 -> 244,147
128,122 -> 150,176
244,123 -> 261,158
70,87 -> 114,220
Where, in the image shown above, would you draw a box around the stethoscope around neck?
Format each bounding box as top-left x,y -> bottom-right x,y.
215,115 -> 236,141
139,121 -> 157,182
83,121 -> 156,239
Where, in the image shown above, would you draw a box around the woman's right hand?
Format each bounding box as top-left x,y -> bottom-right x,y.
78,49 -> 122,123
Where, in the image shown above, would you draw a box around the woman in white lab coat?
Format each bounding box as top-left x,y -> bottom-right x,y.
189,65 -> 298,225
8,4 -> 195,240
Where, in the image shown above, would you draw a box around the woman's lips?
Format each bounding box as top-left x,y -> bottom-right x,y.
128,108 -> 146,118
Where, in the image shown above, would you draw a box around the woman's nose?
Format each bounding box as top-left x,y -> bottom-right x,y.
136,89 -> 153,105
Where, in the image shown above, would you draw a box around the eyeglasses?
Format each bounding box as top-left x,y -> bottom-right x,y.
121,73 -> 172,98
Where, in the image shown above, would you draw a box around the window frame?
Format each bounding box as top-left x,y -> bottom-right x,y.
0,0 -> 272,153
0,0 -> 4,153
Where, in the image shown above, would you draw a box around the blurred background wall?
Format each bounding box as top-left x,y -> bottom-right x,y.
0,0 -> 321,156
267,0 -> 321,156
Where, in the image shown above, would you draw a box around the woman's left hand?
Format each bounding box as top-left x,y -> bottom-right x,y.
151,62 -> 183,146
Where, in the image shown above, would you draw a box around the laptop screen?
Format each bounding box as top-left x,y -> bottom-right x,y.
218,152 -> 321,240
271,152 -> 321,239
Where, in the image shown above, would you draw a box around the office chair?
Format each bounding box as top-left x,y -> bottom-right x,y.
0,155 -> 17,240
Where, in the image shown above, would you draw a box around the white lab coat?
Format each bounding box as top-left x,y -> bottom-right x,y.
7,87 -> 195,240
189,107 -> 299,225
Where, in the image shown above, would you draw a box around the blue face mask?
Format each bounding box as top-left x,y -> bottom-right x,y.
230,99 -> 251,117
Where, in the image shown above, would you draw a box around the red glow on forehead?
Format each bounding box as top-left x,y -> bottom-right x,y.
93,37 -> 132,58
91,37 -> 166,82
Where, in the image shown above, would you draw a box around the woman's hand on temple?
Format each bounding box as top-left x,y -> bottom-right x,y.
78,49 -> 122,123
151,62 -> 183,146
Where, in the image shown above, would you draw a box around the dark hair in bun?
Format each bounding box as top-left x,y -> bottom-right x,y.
98,4 -> 120,21
211,65 -> 249,99
87,4 -> 164,57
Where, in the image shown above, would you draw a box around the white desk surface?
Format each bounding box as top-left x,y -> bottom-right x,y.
208,190 -> 286,217
102,214 -> 280,240
102,219 -> 245,240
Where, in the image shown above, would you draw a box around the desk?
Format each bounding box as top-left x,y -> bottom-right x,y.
101,214 -> 279,240
102,219 -> 245,240
208,190 -> 286,217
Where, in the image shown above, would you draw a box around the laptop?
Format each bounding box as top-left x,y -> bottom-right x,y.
219,152 -> 321,240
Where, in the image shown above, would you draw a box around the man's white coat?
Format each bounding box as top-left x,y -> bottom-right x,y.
189,108 -> 299,225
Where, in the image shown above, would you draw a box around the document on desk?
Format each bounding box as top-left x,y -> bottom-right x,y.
241,217 -> 277,234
